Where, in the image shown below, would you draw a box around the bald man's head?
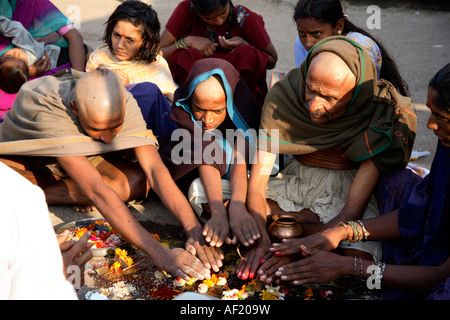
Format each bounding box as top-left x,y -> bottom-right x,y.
73,68 -> 127,123
305,52 -> 357,123
308,52 -> 356,89
71,69 -> 127,143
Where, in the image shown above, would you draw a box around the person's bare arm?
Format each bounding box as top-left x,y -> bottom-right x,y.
324,158 -> 380,228
134,145 -> 223,272
262,41 -> 278,70
160,29 -> 178,60
56,155 -> 211,280
228,136 -> 260,246
271,209 -> 401,257
198,164 -> 229,247
236,148 -> 276,280
63,28 -> 86,71
275,250 -> 450,292
216,36 -> 278,70
160,28 -> 218,60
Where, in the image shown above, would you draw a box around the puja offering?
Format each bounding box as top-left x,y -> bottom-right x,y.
78,220 -> 381,300
56,218 -> 125,256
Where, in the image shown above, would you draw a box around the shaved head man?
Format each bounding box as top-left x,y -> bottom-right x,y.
71,69 -> 127,143
305,52 -> 356,123
237,38 -> 416,282
0,68 -> 224,282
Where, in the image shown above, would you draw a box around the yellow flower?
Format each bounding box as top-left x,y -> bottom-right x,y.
203,274 -> 219,288
110,261 -> 122,273
75,227 -> 88,239
114,248 -> 134,266
260,289 -> 279,300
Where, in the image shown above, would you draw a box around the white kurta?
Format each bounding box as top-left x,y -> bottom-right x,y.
0,162 -> 77,300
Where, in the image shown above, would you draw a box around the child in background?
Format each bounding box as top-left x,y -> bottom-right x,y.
0,0 -> 90,119
86,0 -> 176,103
0,15 -> 90,93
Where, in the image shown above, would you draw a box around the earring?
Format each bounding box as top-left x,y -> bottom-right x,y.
337,30 -> 342,35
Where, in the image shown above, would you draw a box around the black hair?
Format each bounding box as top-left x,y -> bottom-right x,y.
0,59 -> 28,94
293,0 -> 410,97
190,0 -> 229,15
190,0 -> 236,38
102,0 -> 160,63
429,63 -> 450,113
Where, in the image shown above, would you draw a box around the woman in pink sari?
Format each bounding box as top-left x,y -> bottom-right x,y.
0,0 -> 88,120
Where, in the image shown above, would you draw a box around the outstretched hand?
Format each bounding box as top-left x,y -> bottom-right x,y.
274,251 -> 348,286
270,224 -> 347,257
186,225 -> 224,272
57,229 -> 93,281
157,247 -> 212,281
228,202 -> 260,246
28,52 -> 51,77
236,234 -> 271,280
202,208 -> 230,247
217,36 -> 248,50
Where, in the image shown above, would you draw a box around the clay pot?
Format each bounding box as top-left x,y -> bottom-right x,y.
268,213 -> 303,242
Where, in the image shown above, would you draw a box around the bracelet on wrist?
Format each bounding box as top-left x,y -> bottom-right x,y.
175,38 -> 188,49
357,219 -> 368,241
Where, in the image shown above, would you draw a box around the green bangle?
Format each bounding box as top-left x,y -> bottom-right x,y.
357,220 -> 368,241
347,221 -> 361,242
175,38 -> 187,49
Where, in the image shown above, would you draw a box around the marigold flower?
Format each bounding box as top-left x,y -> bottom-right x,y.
152,233 -> 160,241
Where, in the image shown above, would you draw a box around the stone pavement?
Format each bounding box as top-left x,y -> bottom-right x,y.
47,0 -> 450,229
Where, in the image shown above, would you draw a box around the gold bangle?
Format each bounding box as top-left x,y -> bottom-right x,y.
338,221 -> 351,241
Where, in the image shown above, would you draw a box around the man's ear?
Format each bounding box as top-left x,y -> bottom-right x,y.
69,101 -> 79,116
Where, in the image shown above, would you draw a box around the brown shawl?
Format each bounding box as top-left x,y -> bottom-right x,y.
160,58 -> 261,181
259,36 -> 416,173
0,71 -> 157,156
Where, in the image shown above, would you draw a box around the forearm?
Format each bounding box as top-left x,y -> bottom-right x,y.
247,150 -> 276,231
198,165 -> 227,214
160,29 -> 178,61
336,209 -> 400,242
229,162 -> 248,205
326,159 -> 380,227
263,42 -> 278,70
92,184 -> 165,257
64,29 -> 86,71
342,256 -> 450,292
152,168 -> 202,234
132,145 -> 201,238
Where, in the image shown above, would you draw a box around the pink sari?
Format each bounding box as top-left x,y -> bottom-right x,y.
0,0 -> 72,120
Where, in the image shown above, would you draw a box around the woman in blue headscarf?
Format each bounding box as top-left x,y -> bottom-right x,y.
160,58 -> 262,249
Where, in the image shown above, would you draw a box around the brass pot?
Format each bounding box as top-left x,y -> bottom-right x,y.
268,213 -> 303,242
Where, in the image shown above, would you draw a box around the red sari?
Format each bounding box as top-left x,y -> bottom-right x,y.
165,0 -> 271,106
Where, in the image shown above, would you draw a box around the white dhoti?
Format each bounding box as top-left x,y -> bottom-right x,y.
266,159 -> 382,261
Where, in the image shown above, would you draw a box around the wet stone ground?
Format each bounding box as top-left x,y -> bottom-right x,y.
77,220 -> 381,301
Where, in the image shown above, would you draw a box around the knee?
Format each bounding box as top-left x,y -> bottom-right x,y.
102,165 -> 149,202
